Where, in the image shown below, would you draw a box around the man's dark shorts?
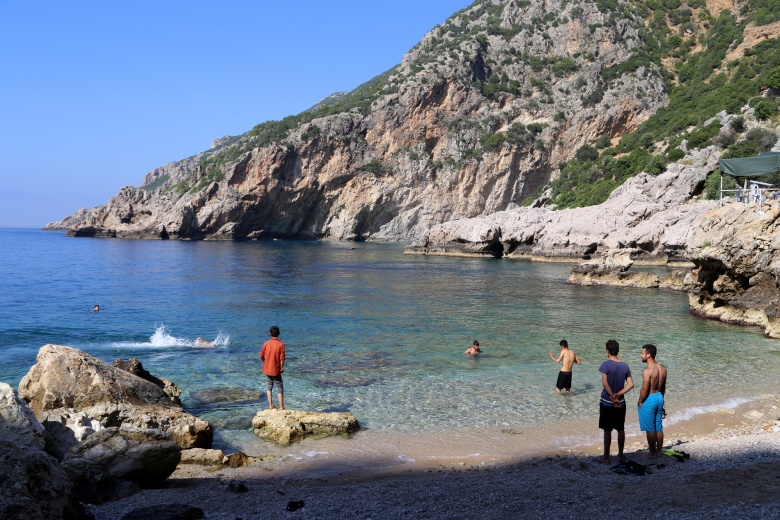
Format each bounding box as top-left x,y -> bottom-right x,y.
266,374 -> 283,393
556,371 -> 572,390
599,402 -> 626,431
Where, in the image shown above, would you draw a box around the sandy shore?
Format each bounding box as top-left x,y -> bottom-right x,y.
86,395 -> 780,519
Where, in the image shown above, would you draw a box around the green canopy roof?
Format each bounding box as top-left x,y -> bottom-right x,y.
720,151 -> 780,177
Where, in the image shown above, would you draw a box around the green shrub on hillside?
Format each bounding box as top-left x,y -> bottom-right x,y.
142,174 -> 170,191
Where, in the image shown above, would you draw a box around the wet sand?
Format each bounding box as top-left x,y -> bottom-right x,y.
88,395 -> 780,519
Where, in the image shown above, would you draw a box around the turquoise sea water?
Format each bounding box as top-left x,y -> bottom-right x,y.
2,228 -> 778,470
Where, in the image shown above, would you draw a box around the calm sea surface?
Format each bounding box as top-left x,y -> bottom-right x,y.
2,228 -> 778,471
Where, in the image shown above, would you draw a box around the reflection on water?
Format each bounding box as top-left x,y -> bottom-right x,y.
1,228 -> 777,467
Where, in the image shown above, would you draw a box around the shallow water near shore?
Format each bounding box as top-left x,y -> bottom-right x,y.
2,228 -> 778,472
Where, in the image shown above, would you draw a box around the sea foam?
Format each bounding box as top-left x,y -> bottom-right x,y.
111,324 -> 231,348
665,396 -> 754,426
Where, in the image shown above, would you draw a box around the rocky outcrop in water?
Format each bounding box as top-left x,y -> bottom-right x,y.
252,410 -> 360,445
19,345 -> 213,449
567,249 -> 694,290
47,0 -> 667,241
687,201 -> 780,338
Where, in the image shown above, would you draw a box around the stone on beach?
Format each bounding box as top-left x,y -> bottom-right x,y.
251,409 -> 360,445
18,344 -> 213,449
180,448 -> 227,466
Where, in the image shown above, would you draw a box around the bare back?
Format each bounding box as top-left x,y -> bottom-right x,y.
642,361 -> 667,395
560,349 -> 579,372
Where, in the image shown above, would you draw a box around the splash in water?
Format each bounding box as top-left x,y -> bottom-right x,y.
142,324 -> 231,347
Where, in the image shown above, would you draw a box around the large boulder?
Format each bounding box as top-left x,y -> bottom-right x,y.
62,426 -> 181,504
0,385 -> 88,520
0,382 -> 45,450
252,410 -> 360,445
18,345 -> 212,448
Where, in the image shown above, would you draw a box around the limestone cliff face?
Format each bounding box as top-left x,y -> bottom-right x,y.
406,145 -> 721,260
47,0 -> 666,240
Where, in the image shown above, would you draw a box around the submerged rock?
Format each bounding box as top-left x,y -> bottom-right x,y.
19,345 -> 212,449
251,409 -> 360,445
189,386 -> 261,404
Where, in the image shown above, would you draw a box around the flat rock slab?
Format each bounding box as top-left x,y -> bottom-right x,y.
251,410 -> 360,445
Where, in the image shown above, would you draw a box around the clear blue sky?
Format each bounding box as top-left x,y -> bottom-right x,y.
0,1 -> 473,227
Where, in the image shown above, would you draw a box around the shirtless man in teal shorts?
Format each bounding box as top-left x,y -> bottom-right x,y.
638,344 -> 667,459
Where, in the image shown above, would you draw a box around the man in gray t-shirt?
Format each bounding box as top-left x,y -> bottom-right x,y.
597,339 -> 634,463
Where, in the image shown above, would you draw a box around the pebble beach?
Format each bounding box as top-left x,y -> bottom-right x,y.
88,396 -> 780,519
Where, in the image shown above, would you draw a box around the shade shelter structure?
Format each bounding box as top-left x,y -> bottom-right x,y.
718,151 -> 780,204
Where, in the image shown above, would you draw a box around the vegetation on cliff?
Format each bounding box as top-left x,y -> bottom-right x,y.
550,0 -> 780,208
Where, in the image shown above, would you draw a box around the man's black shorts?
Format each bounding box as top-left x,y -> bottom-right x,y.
556,371 -> 572,390
599,402 -> 626,431
266,374 -> 284,394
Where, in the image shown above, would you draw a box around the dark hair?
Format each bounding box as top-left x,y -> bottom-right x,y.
269,326 -> 280,337
605,339 -> 619,356
559,339 -> 568,348
473,340 -> 479,347
642,344 -> 657,358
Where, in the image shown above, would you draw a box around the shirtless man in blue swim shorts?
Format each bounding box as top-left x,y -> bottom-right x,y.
638,344 -> 667,459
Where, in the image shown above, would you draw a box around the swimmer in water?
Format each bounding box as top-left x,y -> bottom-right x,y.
464,340 -> 481,356
92,305 -> 100,312
196,337 -> 213,347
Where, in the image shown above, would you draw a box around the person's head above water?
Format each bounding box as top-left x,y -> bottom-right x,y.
605,339 -> 619,356
559,339 -> 568,349
269,325 -> 280,338
93,305 -> 100,312
473,340 -> 479,347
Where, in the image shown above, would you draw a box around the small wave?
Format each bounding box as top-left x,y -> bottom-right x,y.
284,451 -> 329,461
665,396 -> 754,426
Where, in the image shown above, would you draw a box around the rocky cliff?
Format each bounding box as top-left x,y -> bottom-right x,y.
47,0 -> 668,240
405,144 -> 721,260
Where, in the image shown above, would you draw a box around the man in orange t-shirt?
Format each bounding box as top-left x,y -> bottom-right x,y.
259,325 -> 285,410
